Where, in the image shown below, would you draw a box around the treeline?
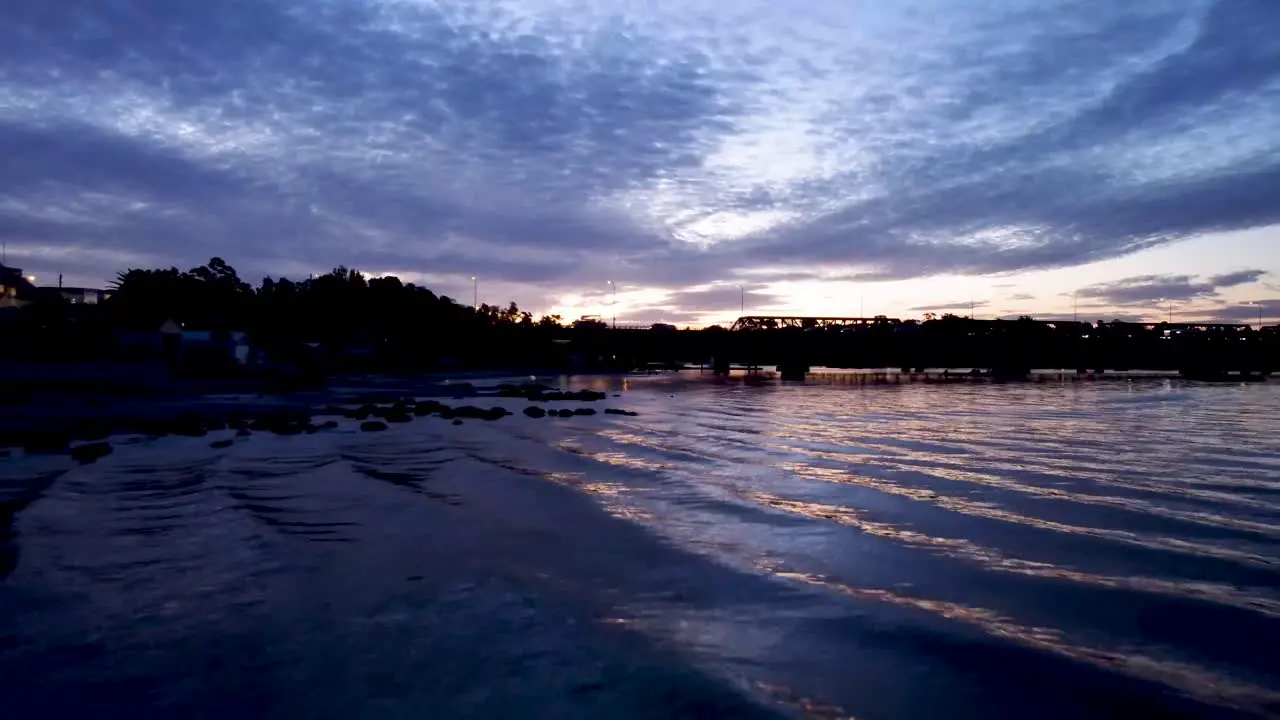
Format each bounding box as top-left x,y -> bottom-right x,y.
4,258 -> 612,370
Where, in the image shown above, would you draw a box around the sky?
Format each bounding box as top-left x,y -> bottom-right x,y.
2,0 -> 1278,326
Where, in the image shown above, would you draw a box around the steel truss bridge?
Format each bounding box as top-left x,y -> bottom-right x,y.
728,316 -> 901,332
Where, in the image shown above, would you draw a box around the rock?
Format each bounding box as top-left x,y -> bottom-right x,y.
526,389 -> 608,402
572,408 -> 596,416
317,420 -> 339,430
523,406 -> 547,418
210,439 -> 234,449
360,421 -> 389,432
452,405 -> 512,421
556,409 -> 575,418
228,418 -> 250,431
414,401 -> 447,416
604,408 -> 639,416
451,419 -> 463,426
70,441 -> 113,464
385,411 -> 413,423
236,428 -> 252,437
494,382 -> 554,399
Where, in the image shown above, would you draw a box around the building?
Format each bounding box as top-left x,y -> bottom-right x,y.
0,263 -> 36,308
52,286 -> 112,305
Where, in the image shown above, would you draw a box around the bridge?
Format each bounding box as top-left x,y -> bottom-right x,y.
728,316 -> 900,332
698,315 -> 1274,381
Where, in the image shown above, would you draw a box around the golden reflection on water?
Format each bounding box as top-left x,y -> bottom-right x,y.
774,571 -> 1280,716
744,490 -> 1280,618
775,461 -> 1277,569
754,681 -> 858,720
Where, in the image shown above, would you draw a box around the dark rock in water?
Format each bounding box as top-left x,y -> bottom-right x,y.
523,406 -> 547,418
572,408 -> 596,416
272,423 -> 306,436
70,441 -> 113,464
384,411 -> 413,423
414,400 -> 447,416
316,405 -> 347,416
452,419 -> 464,426
452,405 -> 513,421
228,418 -> 250,431
360,421 -> 389,432
604,408 -> 639,416
495,382 -> 554,398
205,418 -> 228,431
210,439 -> 234,449
556,409 -> 575,418
317,420 -> 339,430
500,384 -> 607,402
345,410 -> 370,421
236,428 -> 252,437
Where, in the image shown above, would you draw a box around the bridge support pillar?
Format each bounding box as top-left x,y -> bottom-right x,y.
711,356 -> 731,375
778,363 -> 809,381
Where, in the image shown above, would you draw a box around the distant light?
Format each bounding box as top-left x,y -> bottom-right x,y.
26,275 -> 35,282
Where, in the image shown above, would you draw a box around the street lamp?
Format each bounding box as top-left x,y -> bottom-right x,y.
607,280 -> 616,329
1158,297 -> 1172,324
1247,301 -> 1263,328
471,276 -> 477,310
26,275 -> 36,283
736,284 -> 745,319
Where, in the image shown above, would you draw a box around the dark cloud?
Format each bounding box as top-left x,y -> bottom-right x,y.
1203,299 -> 1279,325
1077,270 -> 1269,306
907,300 -> 990,312
1209,270 -> 1268,288
663,287 -> 782,314
1,0 -> 1276,307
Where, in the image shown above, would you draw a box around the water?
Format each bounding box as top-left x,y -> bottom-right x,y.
2,374 -> 1279,719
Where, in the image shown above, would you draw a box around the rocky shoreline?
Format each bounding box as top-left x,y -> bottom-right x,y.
1,382 -> 640,463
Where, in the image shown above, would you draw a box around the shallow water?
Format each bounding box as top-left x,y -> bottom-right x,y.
2,374 -> 1279,719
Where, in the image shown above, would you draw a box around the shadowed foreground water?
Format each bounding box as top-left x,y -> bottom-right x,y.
2,374 -> 1279,719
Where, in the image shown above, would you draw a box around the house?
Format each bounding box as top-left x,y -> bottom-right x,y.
53,286 -> 112,305
0,263 -> 36,309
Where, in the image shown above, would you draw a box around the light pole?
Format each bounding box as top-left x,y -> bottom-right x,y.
1248,301 -> 1263,328
736,284 -> 745,319
607,280 -> 616,329
1073,290 -> 1078,324
471,276 -> 477,310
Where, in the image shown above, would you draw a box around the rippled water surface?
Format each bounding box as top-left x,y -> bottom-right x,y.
3,374 -> 1280,719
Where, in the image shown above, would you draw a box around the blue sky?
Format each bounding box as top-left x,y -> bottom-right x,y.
2,0 -> 1278,325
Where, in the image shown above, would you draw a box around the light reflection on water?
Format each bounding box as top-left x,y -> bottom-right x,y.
1,374 -> 1279,719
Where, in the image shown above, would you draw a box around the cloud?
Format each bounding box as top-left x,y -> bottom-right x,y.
1202,299 -> 1280,324
1009,293 -> 1036,301
907,300 -> 990,312
1,0 -> 1278,307
1208,270 -> 1268,288
662,286 -> 782,313
1077,269 -> 1269,305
